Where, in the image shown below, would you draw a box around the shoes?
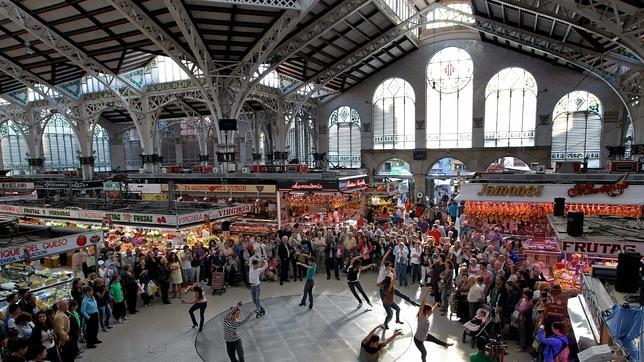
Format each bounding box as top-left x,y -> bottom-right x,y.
383,325 -> 389,330
123,316 -> 129,320
298,303 -> 305,306
96,340 -> 103,344
86,345 -> 96,349
367,302 -> 373,307
102,328 -> 108,332
309,306 -> 312,309
198,327 -> 203,332
326,277 -> 330,280
357,303 -> 362,309
335,277 -> 340,281
395,320 -> 403,324
285,280 -> 290,283
163,301 -> 171,304
192,324 -> 198,328
445,343 -> 454,348
106,326 -> 113,329
280,282 -> 283,285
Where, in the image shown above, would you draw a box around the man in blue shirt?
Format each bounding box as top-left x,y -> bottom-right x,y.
80,286 -> 101,348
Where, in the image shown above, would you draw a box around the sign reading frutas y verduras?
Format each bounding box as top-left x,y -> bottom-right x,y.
0,231 -> 102,266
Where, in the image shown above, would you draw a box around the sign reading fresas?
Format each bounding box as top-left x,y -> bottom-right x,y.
561,240 -> 644,257
0,204 -> 251,227
0,231 -> 103,266
167,184 -> 276,194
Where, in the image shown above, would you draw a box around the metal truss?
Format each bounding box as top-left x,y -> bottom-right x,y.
204,0 -> 301,10
228,0 -> 318,116
0,0 -> 144,125
249,0 -> 369,91
107,0 -> 223,128
482,0 -> 642,61
555,0 -> 643,60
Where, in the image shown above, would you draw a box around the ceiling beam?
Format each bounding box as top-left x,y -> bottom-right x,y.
248,0 -> 369,91
0,0 -> 144,114
200,0 -> 301,10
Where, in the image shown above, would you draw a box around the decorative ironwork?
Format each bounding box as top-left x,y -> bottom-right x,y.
79,156 -> 95,166
27,158 -> 44,167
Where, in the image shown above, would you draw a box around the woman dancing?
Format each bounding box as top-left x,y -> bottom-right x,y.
182,285 -> 207,332
347,256 -> 375,309
379,274 -> 403,330
224,302 -> 256,362
414,288 -> 453,362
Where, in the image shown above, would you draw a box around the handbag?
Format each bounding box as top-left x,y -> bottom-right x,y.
510,310 -> 520,327
136,281 -> 145,295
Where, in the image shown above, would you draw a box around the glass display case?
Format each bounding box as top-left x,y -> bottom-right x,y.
0,270 -> 74,312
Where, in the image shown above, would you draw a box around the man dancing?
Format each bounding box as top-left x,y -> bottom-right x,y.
248,255 -> 267,318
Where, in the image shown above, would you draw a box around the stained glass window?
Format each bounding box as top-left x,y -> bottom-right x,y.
373,78 -> 415,149
426,3 -> 474,29
551,91 -> 603,168
43,115 -> 80,171
0,121 -> 29,175
484,67 -> 537,147
426,47 -> 473,148
328,106 -> 361,168
92,125 -> 111,172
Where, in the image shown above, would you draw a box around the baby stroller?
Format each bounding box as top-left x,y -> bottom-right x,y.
462,304 -> 494,348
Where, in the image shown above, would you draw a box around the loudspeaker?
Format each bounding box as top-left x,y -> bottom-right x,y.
554,198 -> 565,216
566,212 -> 584,237
615,252 -> 641,293
221,221 -> 231,232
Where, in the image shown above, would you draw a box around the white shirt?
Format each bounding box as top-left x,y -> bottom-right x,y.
249,260 -> 268,286
467,283 -> 485,303
410,247 -> 421,265
377,264 -> 394,284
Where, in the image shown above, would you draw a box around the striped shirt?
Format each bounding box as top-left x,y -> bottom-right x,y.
223,311 -> 253,342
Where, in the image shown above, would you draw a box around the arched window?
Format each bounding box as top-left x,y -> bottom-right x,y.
43,115 -> 80,171
287,116 -> 316,166
373,78 -> 415,149
0,121 -> 29,175
426,47 -> 473,148
93,125 -> 111,172
377,158 -> 412,176
426,3 -> 474,29
123,128 -> 142,171
625,122 -> 633,159
551,91 -> 603,168
484,67 -> 537,147
328,106 -> 361,168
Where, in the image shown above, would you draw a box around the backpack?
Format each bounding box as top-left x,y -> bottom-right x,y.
554,336 -> 569,362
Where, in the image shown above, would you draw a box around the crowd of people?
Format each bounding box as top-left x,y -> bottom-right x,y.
0,195 -> 576,362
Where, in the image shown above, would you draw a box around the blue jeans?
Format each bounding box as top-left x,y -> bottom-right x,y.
250,285 -> 264,313
395,262 -> 408,286
98,304 -> 111,330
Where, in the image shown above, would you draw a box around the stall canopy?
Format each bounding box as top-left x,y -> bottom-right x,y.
605,305 -> 643,361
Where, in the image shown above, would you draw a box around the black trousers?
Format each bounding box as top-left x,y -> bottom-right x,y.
348,281 -> 370,304
279,258 -> 289,283
300,279 -> 314,307
414,335 -> 450,362
189,302 -> 207,330
325,258 -> 338,279
160,281 -> 170,303
85,312 -> 99,346
126,292 -> 138,314
226,339 -> 244,362
112,301 -> 126,320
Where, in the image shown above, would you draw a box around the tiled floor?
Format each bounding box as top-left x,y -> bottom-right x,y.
81,272 -> 533,362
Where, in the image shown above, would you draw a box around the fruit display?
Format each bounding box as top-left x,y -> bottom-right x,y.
551,264 -> 581,291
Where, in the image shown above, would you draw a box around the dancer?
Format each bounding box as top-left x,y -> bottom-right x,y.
377,248 -> 420,307
297,256 -> 317,309
414,288 -> 453,362
359,324 -> 403,362
379,274 -> 404,330
248,255 -> 267,317
182,285 -> 207,332
224,302 -> 255,362
347,256 -> 375,308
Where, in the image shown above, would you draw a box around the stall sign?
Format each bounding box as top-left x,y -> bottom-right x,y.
278,180 -> 338,192
477,184 -> 544,197
0,182 -> 34,191
0,231 -> 103,266
544,288 -> 569,318
103,182 -> 162,193
0,194 -> 37,202
339,176 -> 368,191
457,183 -> 644,205
567,174 -> 629,198
561,240 -> 644,257
0,204 -> 21,214
36,181 -> 103,190
170,184 -> 276,194
142,193 -> 168,201
204,204 -> 252,221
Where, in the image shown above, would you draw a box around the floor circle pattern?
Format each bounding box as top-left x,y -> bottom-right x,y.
195,294 -> 414,362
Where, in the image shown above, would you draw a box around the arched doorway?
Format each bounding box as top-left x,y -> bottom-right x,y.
426,157 -> 467,206
486,157 -> 531,173
376,158 -> 415,202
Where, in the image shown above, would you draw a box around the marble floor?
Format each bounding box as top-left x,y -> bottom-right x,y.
80,272 -> 532,362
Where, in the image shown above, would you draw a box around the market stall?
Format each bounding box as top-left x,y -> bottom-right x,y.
277,175 -> 368,227
0,219 -> 103,312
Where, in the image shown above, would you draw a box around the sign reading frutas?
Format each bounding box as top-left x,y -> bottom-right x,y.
567,174 -> 629,198
477,184 -> 544,197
